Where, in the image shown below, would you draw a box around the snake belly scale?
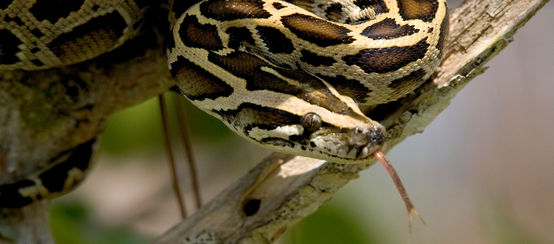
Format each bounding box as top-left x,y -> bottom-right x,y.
0,0 -> 448,208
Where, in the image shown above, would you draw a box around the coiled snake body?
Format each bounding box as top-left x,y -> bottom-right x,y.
0,0 -> 448,208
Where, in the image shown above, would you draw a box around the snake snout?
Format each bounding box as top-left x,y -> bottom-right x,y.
350,127 -> 385,146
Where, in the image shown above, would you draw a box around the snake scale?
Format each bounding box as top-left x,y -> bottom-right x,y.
0,0 -> 448,210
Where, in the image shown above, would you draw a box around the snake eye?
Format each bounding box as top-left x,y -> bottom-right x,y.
301,112 -> 322,133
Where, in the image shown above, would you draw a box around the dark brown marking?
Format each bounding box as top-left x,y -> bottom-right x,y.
300,50 -> 336,66
325,3 -> 343,21
281,13 -> 354,47
208,52 -> 365,120
171,56 -> 234,101
179,15 -> 223,50
343,38 -> 430,73
0,29 -> 22,64
0,180 -> 36,208
4,16 -> 24,26
31,59 -> 43,66
29,0 -> 85,23
256,26 -> 294,54
0,138 -> 96,208
39,139 -> 95,193
387,69 -> 426,89
214,103 -> 301,135
208,51 -> 300,94
0,0 -> 14,9
361,18 -> 419,39
227,27 -> 255,49
397,0 -> 438,22
320,74 -> 372,104
200,0 -> 271,21
47,11 -> 127,65
353,0 -> 389,14
272,2 -> 286,9
172,0 -> 197,20
276,69 -> 367,120
30,28 -> 45,38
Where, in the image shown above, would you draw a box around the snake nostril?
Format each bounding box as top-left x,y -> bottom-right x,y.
369,127 -> 385,145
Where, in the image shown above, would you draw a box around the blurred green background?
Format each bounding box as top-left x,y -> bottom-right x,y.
50,2 -> 554,244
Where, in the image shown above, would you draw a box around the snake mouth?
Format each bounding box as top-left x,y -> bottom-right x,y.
308,126 -> 386,163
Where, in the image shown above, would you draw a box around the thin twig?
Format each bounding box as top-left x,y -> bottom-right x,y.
158,94 -> 187,218
174,94 -> 203,209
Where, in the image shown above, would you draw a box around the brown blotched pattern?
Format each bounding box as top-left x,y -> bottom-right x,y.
208,51 -> 365,120
48,11 -> 127,64
227,27 -> 256,49
214,103 -> 301,135
180,15 -> 223,50
361,18 -> 419,39
256,26 -> 295,53
0,29 -> 22,64
353,0 -> 389,14
29,0 -> 86,23
171,56 -> 234,100
1,0 -> 144,70
0,139 -> 96,208
208,51 -> 299,94
281,13 -> 354,47
167,0 -> 448,164
300,49 -> 336,66
200,0 -> 272,21
397,0 -> 438,22
343,38 -> 430,73
320,74 -> 373,104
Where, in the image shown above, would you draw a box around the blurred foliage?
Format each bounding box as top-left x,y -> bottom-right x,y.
51,93 -> 235,242
479,197 -> 542,244
100,94 -> 232,156
283,200 -> 380,244
50,201 -> 149,244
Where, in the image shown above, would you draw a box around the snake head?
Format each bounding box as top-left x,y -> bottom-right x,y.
305,120 -> 386,163
242,107 -> 386,164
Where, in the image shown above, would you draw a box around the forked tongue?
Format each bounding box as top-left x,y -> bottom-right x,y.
374,150 -> 425,231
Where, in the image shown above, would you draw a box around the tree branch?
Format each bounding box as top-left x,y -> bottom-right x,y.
154,0 -> 550,243
0,31 -> 174,243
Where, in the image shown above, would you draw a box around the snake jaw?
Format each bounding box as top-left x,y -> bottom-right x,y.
307,125 -> 386,163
